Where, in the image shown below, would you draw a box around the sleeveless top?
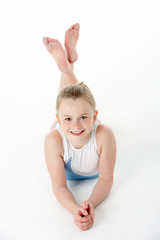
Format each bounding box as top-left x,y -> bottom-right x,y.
56,122 -> 100,180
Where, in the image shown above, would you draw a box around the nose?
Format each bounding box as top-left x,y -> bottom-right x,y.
72,119 -> 81,129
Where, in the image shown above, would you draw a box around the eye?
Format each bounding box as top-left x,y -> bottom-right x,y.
65,117 -> 72,121
81,116 -> 87,120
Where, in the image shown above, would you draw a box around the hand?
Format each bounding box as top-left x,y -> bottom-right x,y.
81,201 -> 95,223
74,206 -> 93,231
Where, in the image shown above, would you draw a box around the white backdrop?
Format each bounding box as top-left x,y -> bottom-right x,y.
0,0 -> 160,239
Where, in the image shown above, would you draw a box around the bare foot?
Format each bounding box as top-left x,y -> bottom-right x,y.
42,37 -> 71,73
65,23 -> 80,63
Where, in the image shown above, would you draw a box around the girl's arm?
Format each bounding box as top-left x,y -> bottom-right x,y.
44,130 -> 92,230
85,125 -> 117,208
44,130 -> 79,214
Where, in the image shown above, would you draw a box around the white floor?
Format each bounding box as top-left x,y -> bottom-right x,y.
0,0 -> 160,239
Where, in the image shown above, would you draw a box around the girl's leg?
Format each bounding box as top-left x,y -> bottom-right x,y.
43,23 -> 80,94
58,71 -> 78,93
42,23 -> 80,129
64,23 -> 80,64
50,68 -> 79,130
58,23 -> 80,93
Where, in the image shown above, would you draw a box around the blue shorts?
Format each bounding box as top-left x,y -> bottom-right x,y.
65,158 -> 99,180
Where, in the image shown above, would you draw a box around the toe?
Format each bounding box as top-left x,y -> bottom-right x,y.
42,37 -> 48,45
68,23 -> 80,31
75,23 -> 80,30
70,24 -> 75,29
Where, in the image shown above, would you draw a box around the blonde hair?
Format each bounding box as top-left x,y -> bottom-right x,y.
56,82 -> 96,112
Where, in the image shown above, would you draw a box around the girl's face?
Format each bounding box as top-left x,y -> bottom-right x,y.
56,98 -> 98,148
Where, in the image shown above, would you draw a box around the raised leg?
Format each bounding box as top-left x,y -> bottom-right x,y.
42,23 -> 80,128
57,23 -> 80,92
42,23 -> 80,94
58,70 -> 79,93
65,23 -> 80,64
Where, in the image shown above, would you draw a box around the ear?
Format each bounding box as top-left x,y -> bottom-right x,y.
93,110 -> 98,122
56,114 -> 61,125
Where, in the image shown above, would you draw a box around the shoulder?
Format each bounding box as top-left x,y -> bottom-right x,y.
44,129 -> 63,155
96,124 -> 116,154
45,128 -> 62,143
96,123 -> 115,138
44,129 -> 66,188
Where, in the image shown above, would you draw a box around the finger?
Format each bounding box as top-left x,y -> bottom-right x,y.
80,220 -> 93,231
79,207 -> 88,217
75,218 -> 92,227
81,201 -> 88,210
81,210 -> 88,217
75,214 -> 91,223
75,218 -> 93,231
81,219 -> 92,227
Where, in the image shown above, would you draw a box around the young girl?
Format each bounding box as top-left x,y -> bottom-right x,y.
43,23 -> 116,231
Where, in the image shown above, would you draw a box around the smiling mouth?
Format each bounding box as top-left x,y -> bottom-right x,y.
70,130 -> 85,136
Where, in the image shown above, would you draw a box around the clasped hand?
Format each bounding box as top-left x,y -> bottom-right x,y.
74,201 -> 95,231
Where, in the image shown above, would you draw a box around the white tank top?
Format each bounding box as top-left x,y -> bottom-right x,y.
56,122 -> 100,179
